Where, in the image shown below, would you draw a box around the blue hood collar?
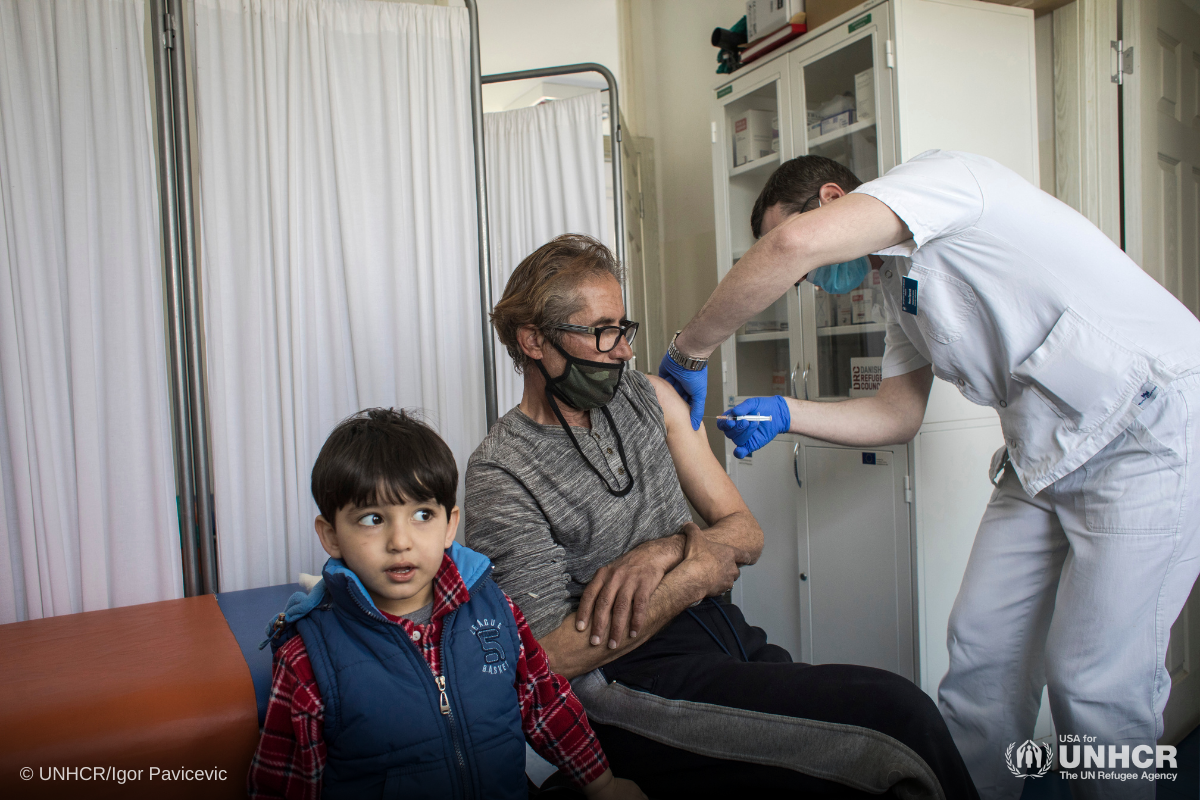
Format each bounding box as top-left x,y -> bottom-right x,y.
262,542 -> 493,646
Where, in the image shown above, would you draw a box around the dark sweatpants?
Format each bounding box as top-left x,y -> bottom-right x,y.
590,600 -> 979,799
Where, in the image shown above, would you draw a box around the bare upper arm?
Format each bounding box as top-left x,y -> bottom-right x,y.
648,374 -> 749,526
773,193 -> 912,277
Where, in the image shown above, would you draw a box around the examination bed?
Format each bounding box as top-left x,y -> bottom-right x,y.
0,584 -> 299,799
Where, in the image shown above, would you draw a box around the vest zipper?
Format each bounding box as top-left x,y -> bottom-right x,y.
437,609 -> 472,798
435,675 -> 451,715
340,573 -> 474,797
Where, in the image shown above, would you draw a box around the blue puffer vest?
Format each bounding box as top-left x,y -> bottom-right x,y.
268,543 -> 527,799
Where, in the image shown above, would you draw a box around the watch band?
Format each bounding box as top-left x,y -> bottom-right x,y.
668,331 -> 708,371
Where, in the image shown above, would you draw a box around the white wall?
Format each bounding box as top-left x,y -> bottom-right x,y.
474,0 -> 620,112
621,0 -> 746,457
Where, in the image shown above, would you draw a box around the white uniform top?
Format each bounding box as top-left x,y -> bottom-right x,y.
852,150 -> 1200,495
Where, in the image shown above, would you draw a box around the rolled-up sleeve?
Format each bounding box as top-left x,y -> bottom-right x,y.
465,459 -> 573,639
880,299 -> 930,379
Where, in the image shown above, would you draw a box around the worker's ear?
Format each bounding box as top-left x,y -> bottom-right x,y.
818,182 -> 847,205
516,324 -> 546,361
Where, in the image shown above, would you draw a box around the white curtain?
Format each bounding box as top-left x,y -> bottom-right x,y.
0,0 -> 183,621
192,0 -> 484,591
484,93 -> 609,414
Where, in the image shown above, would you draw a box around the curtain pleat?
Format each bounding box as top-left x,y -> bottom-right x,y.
484,93 -> 609,414
0,0 -> 183,621
192,0 -> 484,591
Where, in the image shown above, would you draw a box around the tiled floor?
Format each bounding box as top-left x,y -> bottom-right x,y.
1019,727 -> 1199,799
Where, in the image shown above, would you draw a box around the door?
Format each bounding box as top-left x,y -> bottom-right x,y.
800,443 -> 913,679
1122,0 -> 1200,744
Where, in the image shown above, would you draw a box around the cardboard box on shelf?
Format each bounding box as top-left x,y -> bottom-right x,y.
746,0 -> 806,42
819,109 -> 854,136
814,289 -> 833,328
733,109 -> 776,166
854,69 -> 874,125
806,0 -> 868,31
867,269 -> 887,323
836,293 -> 853,326
851,287 -> 872,324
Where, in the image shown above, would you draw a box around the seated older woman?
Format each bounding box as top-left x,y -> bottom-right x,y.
466,234 -> 977,799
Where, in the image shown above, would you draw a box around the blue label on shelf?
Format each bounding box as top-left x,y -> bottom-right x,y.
902,277 -> 918,315
862,452 -> 876,465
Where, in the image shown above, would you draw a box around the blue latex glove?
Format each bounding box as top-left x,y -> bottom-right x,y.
717,396 -> 791,459
658,352 -> 708,431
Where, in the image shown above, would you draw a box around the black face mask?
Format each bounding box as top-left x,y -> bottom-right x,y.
535,340 -> 633,497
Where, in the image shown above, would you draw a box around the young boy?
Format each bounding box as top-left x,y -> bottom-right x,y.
248,408 -> 643,800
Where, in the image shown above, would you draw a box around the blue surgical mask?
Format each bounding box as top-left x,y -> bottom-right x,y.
808,257 -> 871,295
805,195 -> 871,295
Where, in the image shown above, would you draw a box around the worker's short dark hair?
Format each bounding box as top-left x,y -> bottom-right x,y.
311,408 -> 457,524
751,155 -> 863,238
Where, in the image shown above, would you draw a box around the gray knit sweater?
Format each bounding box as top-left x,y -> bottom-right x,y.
464,370 -> 692,638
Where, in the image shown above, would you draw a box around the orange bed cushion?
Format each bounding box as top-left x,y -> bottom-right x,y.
0,595 -> 260,799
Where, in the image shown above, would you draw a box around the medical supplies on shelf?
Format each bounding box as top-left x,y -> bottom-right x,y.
733,109 -> 778,165
854,69 -> 875,125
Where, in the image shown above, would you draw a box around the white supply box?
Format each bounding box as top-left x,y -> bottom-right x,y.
746,0 -> 805,42
814,288 -> 833,328
733,109 -> 776,166
855,69 -> 875,125
820,109 -> 854,136
849,357 -> 883,398
851,286 -> 872,324
836,293 -> 853,326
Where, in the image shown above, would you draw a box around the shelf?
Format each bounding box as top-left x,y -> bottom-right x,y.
816,322 -> 885,337
806,119 -> 876,149
736,330 -> 789,343
729,151 -> 780,178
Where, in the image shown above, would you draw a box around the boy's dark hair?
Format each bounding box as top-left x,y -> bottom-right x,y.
750,156 -> 863,238
311,408 -> 457,524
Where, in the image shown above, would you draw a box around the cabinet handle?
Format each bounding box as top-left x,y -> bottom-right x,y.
801,365 -> 810,401
793,442 -> 802,488
800,573 -> 808,581
789,362 -> 799,398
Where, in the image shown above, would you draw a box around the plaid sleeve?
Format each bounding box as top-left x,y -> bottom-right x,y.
510,598 -> 609,788
247,636 -> 327,800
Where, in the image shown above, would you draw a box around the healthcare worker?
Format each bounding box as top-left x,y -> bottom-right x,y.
658,150 -> 1200,799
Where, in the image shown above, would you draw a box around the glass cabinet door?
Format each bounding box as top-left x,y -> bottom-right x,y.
715,69 -> 800,405
792,16 -> 894,401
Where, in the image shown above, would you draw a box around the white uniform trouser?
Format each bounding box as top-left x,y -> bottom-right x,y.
939,373 -> 1200,800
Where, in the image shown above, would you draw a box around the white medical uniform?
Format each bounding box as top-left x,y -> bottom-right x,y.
852,150 -> 1200,799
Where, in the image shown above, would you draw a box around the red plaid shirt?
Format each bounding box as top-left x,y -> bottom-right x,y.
247,554 -> 608,799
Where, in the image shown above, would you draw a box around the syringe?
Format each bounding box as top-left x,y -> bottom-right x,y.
712,414 -> 773,422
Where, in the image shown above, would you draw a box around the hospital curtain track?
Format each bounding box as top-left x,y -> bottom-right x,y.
0,0 -> 184,621
191,0 -> 485,591
484,92 -> 610,414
